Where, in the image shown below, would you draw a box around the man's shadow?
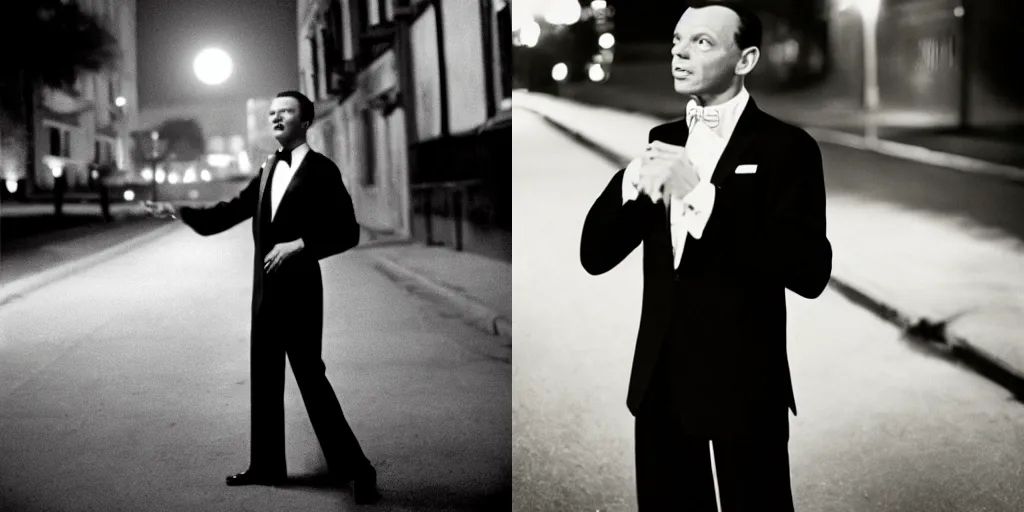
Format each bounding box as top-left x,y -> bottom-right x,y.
275,471 -> 349,489
829,277 -> 1024,404
272,469 -> 512,510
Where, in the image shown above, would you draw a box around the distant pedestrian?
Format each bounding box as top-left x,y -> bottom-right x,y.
580,2 -> 832,510
144,90 -> 379,504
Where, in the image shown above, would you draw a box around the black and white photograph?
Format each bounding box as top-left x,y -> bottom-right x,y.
1,0 -> 511,510
512,0 -> 1024,510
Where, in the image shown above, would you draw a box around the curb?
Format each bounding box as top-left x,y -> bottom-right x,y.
519,102 -> 1024,390
0,221 -> 181,307
803,127 -> 1024,184
370,255 -> 511,340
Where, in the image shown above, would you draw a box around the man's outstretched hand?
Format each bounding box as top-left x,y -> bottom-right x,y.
142,200 -> 177,219
264,239 -> 305,274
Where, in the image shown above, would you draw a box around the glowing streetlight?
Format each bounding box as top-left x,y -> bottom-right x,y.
552,62 -> 569,82
598,33 -> 615,49
114,96 -> 127,107
193,47 -> 233,85
544,0 -> 581,25
517,20 -> 541,48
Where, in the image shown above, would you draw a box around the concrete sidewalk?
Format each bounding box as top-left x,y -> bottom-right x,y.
357,242 -> 511,351
513,90 -> 1024,390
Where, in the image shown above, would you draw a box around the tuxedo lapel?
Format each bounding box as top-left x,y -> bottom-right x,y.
708,98 -> 762,190
258,153 -> 279,210
255,153 -> 279,240
274,150 -> 314,223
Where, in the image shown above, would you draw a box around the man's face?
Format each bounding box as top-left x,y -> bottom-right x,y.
670,6 -> 743,97
269,96 -> 305,146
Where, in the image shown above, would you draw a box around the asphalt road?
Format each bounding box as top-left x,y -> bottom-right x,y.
0,220 -> 511,511
511,108 -> 1024,512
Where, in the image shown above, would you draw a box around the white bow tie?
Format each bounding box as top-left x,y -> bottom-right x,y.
686,102 -> 721,130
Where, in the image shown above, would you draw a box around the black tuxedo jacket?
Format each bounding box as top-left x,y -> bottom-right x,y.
580,99 -> 832,435
179,149 -> 359,336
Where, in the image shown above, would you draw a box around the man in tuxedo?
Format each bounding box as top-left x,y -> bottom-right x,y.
144,90 -> 380,504
580,2 -> 832,510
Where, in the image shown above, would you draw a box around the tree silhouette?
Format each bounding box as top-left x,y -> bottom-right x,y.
0,0 -> 120,200
156,118 -> 207,162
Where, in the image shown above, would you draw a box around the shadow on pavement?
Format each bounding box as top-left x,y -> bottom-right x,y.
274,470 -> 511,511
377,484 -> 512,511
833,274 -> 1024,404
275,471 -> 348,489
948,343 -> 1024,405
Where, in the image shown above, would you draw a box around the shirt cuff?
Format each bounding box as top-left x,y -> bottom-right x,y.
621,158 -> 642,204
679,181 -> 716,239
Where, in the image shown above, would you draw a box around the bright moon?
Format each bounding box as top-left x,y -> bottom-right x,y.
193,48 -> 233,85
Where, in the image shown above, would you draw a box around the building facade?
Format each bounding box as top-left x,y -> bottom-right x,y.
296,0 -> 511,250
26,0 -> 139,197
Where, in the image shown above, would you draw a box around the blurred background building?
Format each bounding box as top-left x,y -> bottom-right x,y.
1,0 -> 139,200
3,0 -> 513,262
295,0 -> 511,260
514,0 -> 1024,141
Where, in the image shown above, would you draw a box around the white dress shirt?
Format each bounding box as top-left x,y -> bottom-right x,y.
622,87 -> 751,269
270,142 -> 310,221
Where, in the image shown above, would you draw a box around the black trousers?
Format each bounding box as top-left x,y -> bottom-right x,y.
634,386 -> 794,511
247,304 -> 370,476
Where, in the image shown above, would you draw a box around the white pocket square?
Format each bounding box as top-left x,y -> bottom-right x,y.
735,164 -> 758,174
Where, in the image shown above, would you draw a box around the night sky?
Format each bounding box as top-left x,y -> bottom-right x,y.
136,0 -> 298,110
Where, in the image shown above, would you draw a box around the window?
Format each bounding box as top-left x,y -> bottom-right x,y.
361,109 -> 376,186
109,74 -> 118,105
497,1 -> 511,102
50,128 -> 61,157
94,140 -> 113,164
309,36 -> 320,100
323,2 -> 348,94
49,126 -> 70,157
367,0 -> 380,26
358,0 -> 370,32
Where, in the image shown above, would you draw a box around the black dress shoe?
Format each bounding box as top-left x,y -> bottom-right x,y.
352,466 -> 381,504
225,469 -> 286,487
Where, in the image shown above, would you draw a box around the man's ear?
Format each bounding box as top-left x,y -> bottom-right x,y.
735,47 -> 760,76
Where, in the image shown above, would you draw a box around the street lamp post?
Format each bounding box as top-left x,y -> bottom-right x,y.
150,130 -> 160,202
955,3 -> 969,130
858,0 -> 883,142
